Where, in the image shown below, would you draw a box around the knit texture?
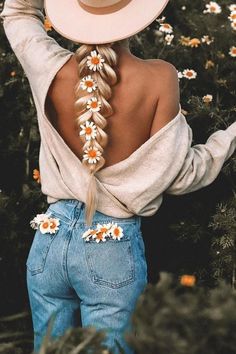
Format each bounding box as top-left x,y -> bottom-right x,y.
1,0 -> 236,219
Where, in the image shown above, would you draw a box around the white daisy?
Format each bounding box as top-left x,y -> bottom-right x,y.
231,21 -> 236,30
110,223 -> 124,241
201,35 -> 214,45
80,75 -> 97,93
93,231 -> 107,243
80,121 -> 97,141
159,23 -> 173,34
39,218 -> 51,234
86,50 -> 105,71
202,94 -> 213,103
229,4 -> 236,12
81,228 -> 97,241
182,69 -> 197,79
156,16 -> 166,24
177,71 -> 183,79
86,97 -> 102,113
228,11 -> 236,21
96,223 -> 113,237
229,46 -> 236,57
30,213 -> 51,229
48,218 -> 60,234
203,1 -> 222,14
83,146 -> 102,164
165,34 -> 174,45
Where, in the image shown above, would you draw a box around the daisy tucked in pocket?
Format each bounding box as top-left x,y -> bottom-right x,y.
82,221 -> 136,289
26,213 -> 60,275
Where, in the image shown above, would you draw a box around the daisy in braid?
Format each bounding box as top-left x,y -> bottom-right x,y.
74,44 -> 118,226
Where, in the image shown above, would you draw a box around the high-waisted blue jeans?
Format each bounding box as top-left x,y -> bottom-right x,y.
26,199 -> 147,353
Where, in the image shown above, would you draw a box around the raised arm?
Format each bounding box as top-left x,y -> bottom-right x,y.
165,118 -> 236,195
0,0 -> 74,110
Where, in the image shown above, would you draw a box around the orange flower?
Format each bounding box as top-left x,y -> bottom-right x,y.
180,275 -> 196,287
33,169 -> 41,183
10,71 -> 16,77
189,38 -> 201,48
179,36 -> 191,46
44,17 -> 53,31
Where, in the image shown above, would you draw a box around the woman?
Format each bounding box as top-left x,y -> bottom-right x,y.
1,0 -> 236,353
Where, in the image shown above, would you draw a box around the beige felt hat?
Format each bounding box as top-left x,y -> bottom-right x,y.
44,0 -> 170,44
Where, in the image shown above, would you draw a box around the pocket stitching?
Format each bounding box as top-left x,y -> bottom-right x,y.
26,231 -> 56,275
85,239 -> 135,289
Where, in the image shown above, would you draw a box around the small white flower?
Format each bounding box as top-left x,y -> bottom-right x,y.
203,1 -> 222,14
182,69 -> 197,80
30,212 -> 60,235
80,75 -> 97,93
83,146 -> 102,164
177,71 -> 183,79
39,218 -> 51,234
110,223 -> 124,241
80,120 -> 97,141
229,46 -> 236,57
93,231 -> 107,243
231,21 -> 236,30
34,213 -> 51,224
81,222 -> 124,242
86,97 -> 102,113
201,35 -> 214,45
86,50 -> 105,71
48,218 -> 60,234
82,228 -> 96,241
229,4 -> 236,12
156,16 -> 166,24
202,94 -> 213,103
228,10 -> 236,21
159,23 -> 173,34
30,213 -> 51,229
165,34 -> 174,45
181,5 -> 186,10
29,220 -> 38,230
96,223 -> 113,237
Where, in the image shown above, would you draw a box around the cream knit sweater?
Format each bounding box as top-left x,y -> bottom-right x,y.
1,0 -> 236,219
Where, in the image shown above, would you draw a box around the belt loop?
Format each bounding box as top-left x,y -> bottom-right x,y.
136,215 -> 141,228
69,200 -> 83,229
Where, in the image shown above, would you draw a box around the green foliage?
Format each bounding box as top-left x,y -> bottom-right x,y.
208,196 -> 236,287
1,272 -> 236,354
0,0 -> 236,352
127,272 -> 236,354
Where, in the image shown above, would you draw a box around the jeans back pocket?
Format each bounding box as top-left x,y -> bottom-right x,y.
84,222 -> 136,289
26,229 -> 57,275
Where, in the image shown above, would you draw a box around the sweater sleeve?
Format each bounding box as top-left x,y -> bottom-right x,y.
0,0 -> 74,109
165,120 -> 236,195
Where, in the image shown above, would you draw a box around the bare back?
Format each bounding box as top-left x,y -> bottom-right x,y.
45,47 -> 180,169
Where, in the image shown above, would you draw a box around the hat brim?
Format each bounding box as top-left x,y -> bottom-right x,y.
44,0 -> 170,44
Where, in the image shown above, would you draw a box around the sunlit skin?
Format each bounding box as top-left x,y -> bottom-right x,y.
45,43 -> 180,169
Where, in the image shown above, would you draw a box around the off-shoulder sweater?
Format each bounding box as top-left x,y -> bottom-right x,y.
1,0 -> 236,218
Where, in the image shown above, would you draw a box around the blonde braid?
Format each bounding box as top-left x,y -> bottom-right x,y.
74,43 -> 118,226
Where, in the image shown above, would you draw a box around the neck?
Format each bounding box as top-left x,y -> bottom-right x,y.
113,42 -> 131,55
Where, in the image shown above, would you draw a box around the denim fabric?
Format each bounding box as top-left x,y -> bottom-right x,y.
26,199 -> 147,354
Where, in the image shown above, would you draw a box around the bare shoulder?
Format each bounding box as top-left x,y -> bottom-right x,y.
145,58 -> 179,83
145,59 -> 181,136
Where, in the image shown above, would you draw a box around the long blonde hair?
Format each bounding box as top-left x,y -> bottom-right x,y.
74,39 -> 130,226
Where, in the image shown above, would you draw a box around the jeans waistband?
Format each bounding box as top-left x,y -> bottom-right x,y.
47,199 -> 141,228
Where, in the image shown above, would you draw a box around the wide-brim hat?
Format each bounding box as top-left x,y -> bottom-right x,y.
44,0 -> 170,44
